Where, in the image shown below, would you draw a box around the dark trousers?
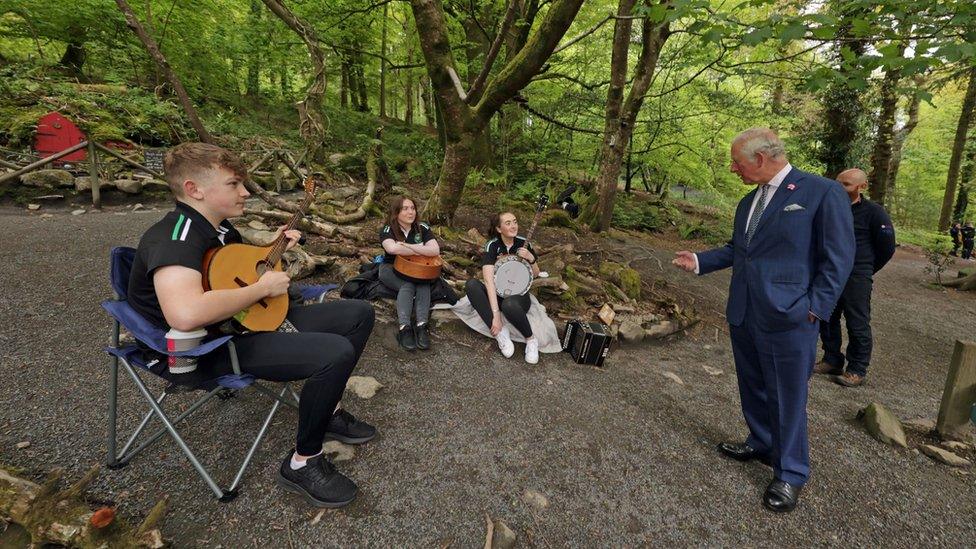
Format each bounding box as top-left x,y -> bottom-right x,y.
964,239 -> 975,260
819,274 -> 873,377
464,278 -> 533,338
201,300 -> 375,455
729,305 -> 819,486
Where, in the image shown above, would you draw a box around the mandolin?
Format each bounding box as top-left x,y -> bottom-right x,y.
202,177 -> 316,332
394,254 -> 443,282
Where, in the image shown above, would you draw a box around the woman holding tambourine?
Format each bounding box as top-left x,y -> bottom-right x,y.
379,196 -> 440,351
464,211 -> 541,364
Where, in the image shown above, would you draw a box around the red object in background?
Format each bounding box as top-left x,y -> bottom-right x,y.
34,112 -> 87,164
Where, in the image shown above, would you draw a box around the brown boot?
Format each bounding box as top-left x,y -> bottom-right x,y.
813,360 -> 843,375
833,372 -> 864,387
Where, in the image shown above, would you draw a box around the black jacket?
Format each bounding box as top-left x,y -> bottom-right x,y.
850,196 -> 896,276
340,262 -> 459,304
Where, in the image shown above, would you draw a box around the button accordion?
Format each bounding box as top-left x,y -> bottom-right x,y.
562,319 -> 612,367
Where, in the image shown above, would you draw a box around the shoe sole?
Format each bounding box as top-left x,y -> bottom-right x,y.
762,500 -> 796,513
324,431 -> 376,445
276,472 -> 357,508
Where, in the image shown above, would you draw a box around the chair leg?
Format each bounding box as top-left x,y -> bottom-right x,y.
118,382 -> 221,464
121,362 -> 228,500
229,383 -> 289,492
117,391 -> 167,461
106,354 -> 122,469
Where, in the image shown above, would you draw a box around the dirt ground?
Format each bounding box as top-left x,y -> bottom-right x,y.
1,201 -> 975,547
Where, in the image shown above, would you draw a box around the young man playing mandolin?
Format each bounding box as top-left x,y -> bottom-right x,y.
128,142 -> 377,508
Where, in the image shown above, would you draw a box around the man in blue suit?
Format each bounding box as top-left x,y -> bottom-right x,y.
673,128 -> 854,512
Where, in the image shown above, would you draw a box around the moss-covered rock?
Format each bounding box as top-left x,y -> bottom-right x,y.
542,209 -> 576,229
21,169 -> 74,188
618,267 -> 641,300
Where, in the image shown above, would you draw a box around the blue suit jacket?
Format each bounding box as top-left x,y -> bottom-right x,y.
697,168 -> 855,332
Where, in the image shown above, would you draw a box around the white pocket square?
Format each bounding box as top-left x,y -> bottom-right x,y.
783,204 -> 805,212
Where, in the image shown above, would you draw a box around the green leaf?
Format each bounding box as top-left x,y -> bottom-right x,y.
778,22 -> 807,44
741,26 -> 773,47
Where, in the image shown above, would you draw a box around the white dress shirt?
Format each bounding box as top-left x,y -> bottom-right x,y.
693,163 -> 792,274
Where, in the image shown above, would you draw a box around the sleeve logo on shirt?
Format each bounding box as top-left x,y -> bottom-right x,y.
171,214 -> 192,241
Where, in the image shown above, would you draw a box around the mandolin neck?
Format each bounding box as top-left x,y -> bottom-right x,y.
264,193 -> 314,266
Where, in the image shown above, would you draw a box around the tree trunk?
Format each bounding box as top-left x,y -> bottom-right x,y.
410,0 -> 584,223
340,60 -> 350,108
59,38 -> 86,77
115,0 -> 213,143
953,132 -> 976,222
888,90 -> 921,192
245,0 -> 262,97
421,75 -> 435,129
380,2 -> 388,117
260,0 -> 329,162
939,66 -> 976,232
584,0 -> 671,232
867,42 -> 906,206
817,4 -> 869,179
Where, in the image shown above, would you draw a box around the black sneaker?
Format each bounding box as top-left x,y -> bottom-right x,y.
415,322 -> 430,351
325,409 -> 377,444
397,324 -> 416,351
277,451 -> 357,508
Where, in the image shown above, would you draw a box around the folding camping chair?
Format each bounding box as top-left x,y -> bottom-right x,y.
101,246 -> 332,501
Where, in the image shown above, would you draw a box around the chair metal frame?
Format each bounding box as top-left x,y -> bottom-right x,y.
103,247 -> 308,502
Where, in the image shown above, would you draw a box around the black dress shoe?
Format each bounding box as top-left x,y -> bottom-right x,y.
414,322 -> 430,351
397,324 -> 416,351
717,441 -> 771,466
763,479 -> 802,513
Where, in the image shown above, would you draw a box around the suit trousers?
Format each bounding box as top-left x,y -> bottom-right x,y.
729,304 -> 819,486
820,274 -> 873,376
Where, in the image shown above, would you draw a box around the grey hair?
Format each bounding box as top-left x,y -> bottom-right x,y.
733,127 -> 786,160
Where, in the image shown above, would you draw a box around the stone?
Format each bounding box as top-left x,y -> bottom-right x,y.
522,489 -> 549,511
901,418 -> 936,433
71,209 -> 86,216
132,203 -> 145,211
942,440 -> 973,452
322,440 -> 355,462
143,178 -> 169,190
115,179 -> 143,194
328,152 -> 349,165
701,365 -> 723,376
662,371 -> 684,385
345,375 -> 383,399
332,186 -> 360,200
645,320 -> 676,339
920,444 -> 972,467
15,441 -> 30,449
858,402 -> 908,448
466,227 -> 487,247
612,304 -> 635,313
21,169 -> 74,188
237,226 -> 278,246
490,520 -> 516,549
247,219 -> 271,231
35,194 -> 63,200
618,319 -> 645,343
39,214 -> 53,219
74,176 -> 92,191
27,204 -> 40,210
598,304 -> 615,326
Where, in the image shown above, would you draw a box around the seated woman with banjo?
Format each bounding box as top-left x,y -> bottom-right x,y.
378,196 -> 442,351
464,206 -> 546,364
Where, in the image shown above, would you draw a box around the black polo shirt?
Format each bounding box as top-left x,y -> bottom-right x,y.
482,236 -> 537,267
379,222 -> 434,263
129,201 -> 241,329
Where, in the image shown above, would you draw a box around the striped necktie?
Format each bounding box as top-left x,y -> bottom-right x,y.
745,184 -> 769,246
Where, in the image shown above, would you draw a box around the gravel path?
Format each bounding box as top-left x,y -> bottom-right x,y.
1,204 -> 974,547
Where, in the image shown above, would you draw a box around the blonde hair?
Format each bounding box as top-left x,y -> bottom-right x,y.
163,142 -> 247,196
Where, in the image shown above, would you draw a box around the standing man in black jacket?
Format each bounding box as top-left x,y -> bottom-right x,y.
814,168 -> 896,387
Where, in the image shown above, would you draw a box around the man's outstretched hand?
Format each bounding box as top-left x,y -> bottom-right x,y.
672,251 -> 697,272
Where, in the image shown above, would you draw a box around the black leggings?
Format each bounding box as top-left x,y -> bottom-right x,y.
201,299 -> 375,455
465,278 -> 532,338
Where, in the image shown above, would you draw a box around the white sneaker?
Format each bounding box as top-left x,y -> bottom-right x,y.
524,338 -> 539,364
496,326 -> 515,358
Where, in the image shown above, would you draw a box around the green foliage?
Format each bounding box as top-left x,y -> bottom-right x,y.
611,198 -> 666,232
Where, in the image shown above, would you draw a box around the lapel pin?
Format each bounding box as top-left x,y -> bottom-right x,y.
786,183 -> 796,191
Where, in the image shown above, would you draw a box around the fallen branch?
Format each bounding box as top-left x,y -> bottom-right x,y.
243,208 -> 336,236
941,271 -> 976,291
0,465 -> 166,547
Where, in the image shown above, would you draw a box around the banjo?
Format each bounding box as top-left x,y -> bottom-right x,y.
493,192 -> 549,297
